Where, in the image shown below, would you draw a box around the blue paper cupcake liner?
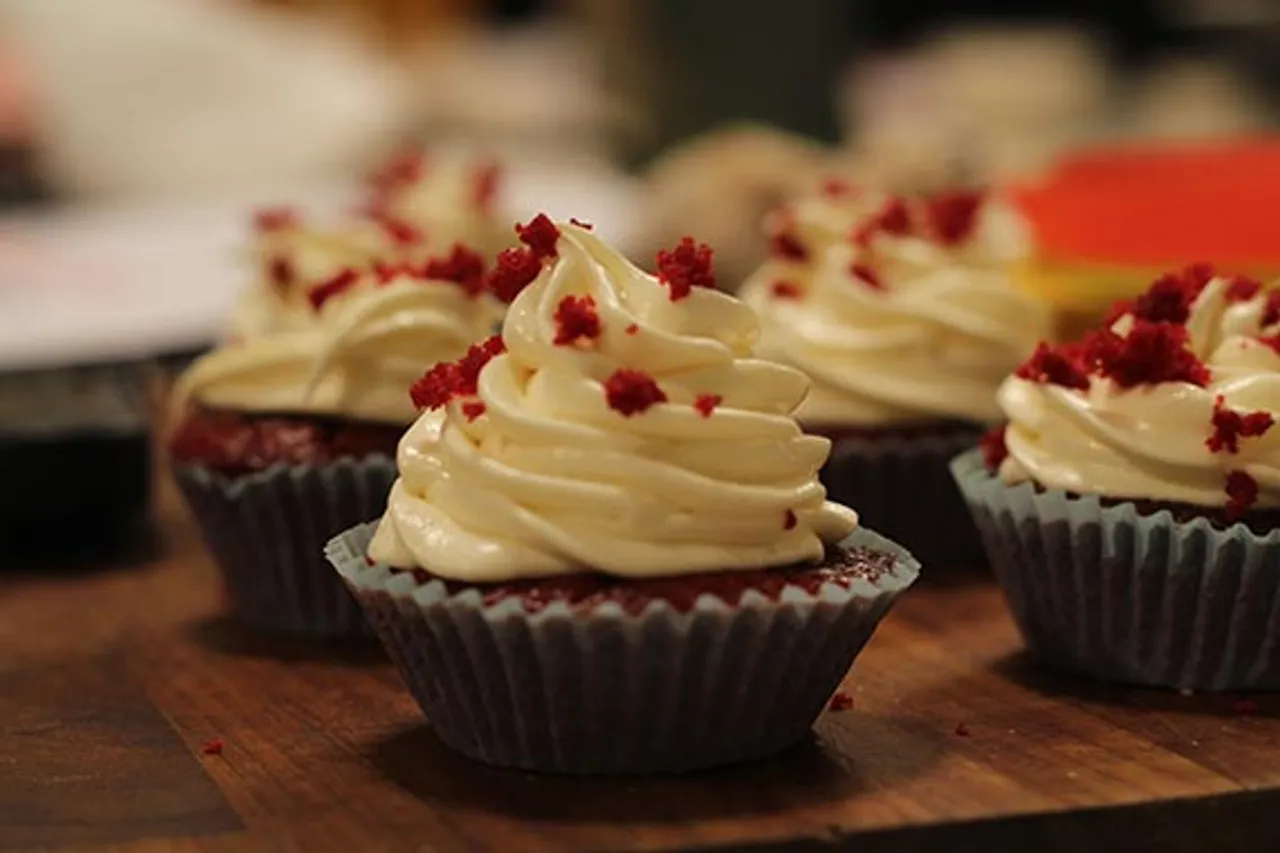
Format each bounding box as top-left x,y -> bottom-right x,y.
174,457 -> 396,637
325,522 -> 920,774
821,425 -> 988,571
951,448 -> 1280,691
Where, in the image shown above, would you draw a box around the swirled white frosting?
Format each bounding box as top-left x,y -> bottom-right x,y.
368,222 -> 859,580
744,194 -> 1047,425
1000,276 -> 1280,507
180,271 -> 504,424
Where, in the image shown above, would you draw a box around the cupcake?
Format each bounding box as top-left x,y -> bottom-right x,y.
954,265 -> 1280,690
743,190 -> 1051,568
326,217 -> 919,773
172,255 -> 504,636
232,150 -> 508,340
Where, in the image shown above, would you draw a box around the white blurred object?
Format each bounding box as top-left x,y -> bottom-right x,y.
1125,58 -> 1271,139
917,26 -> 1111,181
2,0 -> 410,200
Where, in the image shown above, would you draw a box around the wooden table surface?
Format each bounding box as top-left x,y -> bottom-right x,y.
4,470 -> 1280,853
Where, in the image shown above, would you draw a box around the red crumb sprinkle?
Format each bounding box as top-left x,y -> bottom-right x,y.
771,280 -> 803,300
954,723 -> 971,737
307,268 -> 361,310
624,323 -> 639,335
201,738 -> 224,756
422,243 -> 488,296
516,213 -> 561,259
769,229 -> 808,262
369,150 -> 425,191
1226,275 -> 1264,303
364,554 -> 376,567
850,262 -> 885,290
409,335 -> 506,409
1258,334 -> 1280,356
693,393 -> 722,417
1095,321 -> 1210,388
254,207 -> 298,233
374,214 -> 424,247
1225,470 -> 1260,520
851,196 -> 913,246
461,400 -> 487,422
267,256 -> 294,292
827,691 -> 854,711
553,294 -> 602,346
925,190 -> 984,246
1232,698 -> 1261,715
372,259 -> 411,284
603,369 -> 668,417
1116,264 -> 1217,325
981,424 -> 1008,472
1263,291 -> 1280,327
784,509 -> 798,530
821,178 -> 854,198
1207,396 -> 1274,454
1015,342 -> 1090,390
487,247 -> 544,303
473,162 -> 501,212
656,237 -> 717,300
569,217 -> 595,230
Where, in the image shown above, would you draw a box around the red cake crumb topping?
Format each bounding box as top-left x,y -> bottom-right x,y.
771,280 -> 802,299
373,214 -> 424,247
307,268 -> 361,310
849,262 -> 885,290
267,256 -> 294,292
1110,264 -> 1216,325
369,150 -> 425,192
656,237 -> 716,300
827,691 -> 854,711
569,217 -> 594,230
254,207 -> 298,233
553,294 -> 602,346
1258,334 -> 1280,356
693,393 -> 721,417
1015,342 -> 1090,390
769,229 -> 809,262
853,196 -> 913,246
1225,470 -> 1260,520
1094,321 -> 1210,388
1263,291 -> 1280,327
1225,275 -> 1264,303
409,335 -> 506,409
461,400 -> 487,422
473,161 -> 501,212
1207,396 -> 1274,454
487,247 -> 543,303
783,509 -> 798,530
980,424 -> 1009,471
516,213 -> 560,259
924,190 -> 984,245
604,369 -> 667,416
422,244 -> 487,296
624,323 -> 639,335
371,259 -> 408,284
201,738 -> 224,756
821,178 -> 854,198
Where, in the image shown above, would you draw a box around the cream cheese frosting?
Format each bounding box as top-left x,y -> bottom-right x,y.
744,192 -> 1048,426
368,220 -> 859,581
999,274 -> 1280,509
180,267 -> 504,424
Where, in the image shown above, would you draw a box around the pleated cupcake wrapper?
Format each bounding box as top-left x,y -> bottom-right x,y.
951,449 -> 1280,691
326,522 -> 920,774
174,457 -> 396,637
822,426 -> 987,571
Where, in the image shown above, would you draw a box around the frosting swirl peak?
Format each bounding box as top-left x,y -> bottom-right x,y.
370,221 -> 859,581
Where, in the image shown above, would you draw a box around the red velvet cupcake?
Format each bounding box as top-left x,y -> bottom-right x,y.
171,257 -> 503,636
954,266 -> 1280,690
326,218 -> 919,773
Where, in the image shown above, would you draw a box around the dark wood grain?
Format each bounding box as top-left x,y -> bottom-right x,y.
1,465 -> 1278,853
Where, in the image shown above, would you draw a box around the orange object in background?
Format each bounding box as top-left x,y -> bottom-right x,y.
1011,137 -> 1280,337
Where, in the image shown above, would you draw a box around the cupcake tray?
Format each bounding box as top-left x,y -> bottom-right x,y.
4,484 -> 1280,853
